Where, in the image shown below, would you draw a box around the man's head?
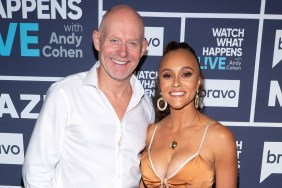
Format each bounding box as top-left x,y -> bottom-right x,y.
93,5 -> 147,82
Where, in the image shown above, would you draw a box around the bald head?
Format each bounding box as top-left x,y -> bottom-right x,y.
99,5 -> 145,39
92,4 -> 148,82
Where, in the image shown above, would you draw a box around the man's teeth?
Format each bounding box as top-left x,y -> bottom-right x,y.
112,59 -> 127,65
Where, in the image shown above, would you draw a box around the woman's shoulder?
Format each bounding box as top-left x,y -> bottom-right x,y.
147,122 -> 158,134
147,116 -> 169,133
208,120 -> 234,139
145,118 -> 169,145
206,118 -> 236,152
145,123 -> 158,146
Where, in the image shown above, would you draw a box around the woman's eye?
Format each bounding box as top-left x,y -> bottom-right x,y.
162,74 -> 172,78
183,72 -> 192,77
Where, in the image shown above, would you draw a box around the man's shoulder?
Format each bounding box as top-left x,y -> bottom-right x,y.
48,71 -> 88,94
143,93 -> 153,104
54,71 -> 87,87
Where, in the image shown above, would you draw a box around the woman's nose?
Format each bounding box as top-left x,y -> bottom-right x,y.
172,78 -> 181,88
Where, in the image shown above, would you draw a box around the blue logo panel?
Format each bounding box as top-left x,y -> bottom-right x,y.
255,20 -> 282,123
0,1 -> 98,77
185,18 -> 258,122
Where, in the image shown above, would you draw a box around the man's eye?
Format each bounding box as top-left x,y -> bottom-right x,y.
128,42 -> 138,48
110,39 -> 120,44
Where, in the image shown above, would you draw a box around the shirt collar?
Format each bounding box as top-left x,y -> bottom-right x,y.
83,61 -> 144,99
83,61 -> 100,88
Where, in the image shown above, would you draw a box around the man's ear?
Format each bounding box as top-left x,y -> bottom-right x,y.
141,38 -> 148,56
92,30 -> 100,52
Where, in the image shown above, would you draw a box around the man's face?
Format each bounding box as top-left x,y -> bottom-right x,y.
93,10 -> 147,82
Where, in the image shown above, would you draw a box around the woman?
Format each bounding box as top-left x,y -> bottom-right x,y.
140,41 -> 238,188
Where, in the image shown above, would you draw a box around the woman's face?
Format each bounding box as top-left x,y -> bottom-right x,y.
159,49 -> 201,110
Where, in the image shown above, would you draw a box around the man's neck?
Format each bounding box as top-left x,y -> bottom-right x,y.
97,67 -> 133,120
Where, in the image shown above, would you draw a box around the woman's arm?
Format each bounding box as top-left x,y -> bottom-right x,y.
213,125 -> 238,188
139,179 -> 145,188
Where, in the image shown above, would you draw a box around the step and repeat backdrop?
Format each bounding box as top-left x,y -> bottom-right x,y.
0,0 -> 282,187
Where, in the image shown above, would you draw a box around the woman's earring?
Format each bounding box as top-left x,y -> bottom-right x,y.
157,97 -> 167,111
195,90 -> 199,109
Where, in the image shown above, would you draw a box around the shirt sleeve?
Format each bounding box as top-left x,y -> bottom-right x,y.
146,95 -> 156,124
22,83 -> 69,188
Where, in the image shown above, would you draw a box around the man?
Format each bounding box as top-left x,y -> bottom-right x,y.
22,5 -> 154,188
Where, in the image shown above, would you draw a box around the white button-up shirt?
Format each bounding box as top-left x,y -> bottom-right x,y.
22,62 -> 155,188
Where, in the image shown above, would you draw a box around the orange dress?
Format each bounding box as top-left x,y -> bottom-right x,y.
141,121 -> 215,188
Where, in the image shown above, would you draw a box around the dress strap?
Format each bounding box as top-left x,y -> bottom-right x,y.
148,124 -> 159,150
148,124 -> 163,180
197,119 -> 212,153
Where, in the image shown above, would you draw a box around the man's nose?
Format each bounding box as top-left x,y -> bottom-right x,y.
117,43 -> 128,57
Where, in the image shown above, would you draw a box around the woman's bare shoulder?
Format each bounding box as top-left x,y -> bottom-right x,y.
207,119 -> 236,152
145,123 -> 158,146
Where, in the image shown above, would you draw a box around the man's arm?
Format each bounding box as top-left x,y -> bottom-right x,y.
22,85 -> 68,188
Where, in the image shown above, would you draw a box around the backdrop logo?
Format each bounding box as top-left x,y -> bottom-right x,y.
144,27 -> 164,56
260,142 -> 282,183
268,80 -> 282,107
0,93 -> 43,119
201,79 -> 240,107
135,70 -> 158,97
199,28 -> 244,71
0,23 -> 39,57
272,30 -> 282,68
236,141 -> 243,169
42,23 -> 83,58
0,0 -> 82,19
0,133 -> 24,165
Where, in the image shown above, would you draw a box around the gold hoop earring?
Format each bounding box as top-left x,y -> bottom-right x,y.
195,90 -> 199,109
157,97 -> 167,111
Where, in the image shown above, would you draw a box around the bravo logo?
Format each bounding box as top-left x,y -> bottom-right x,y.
201,79 -> 240,107
260,142 -> 282,183
272,30 -> 282,68
144,27 -> 164,56
0,133 -> 24,165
